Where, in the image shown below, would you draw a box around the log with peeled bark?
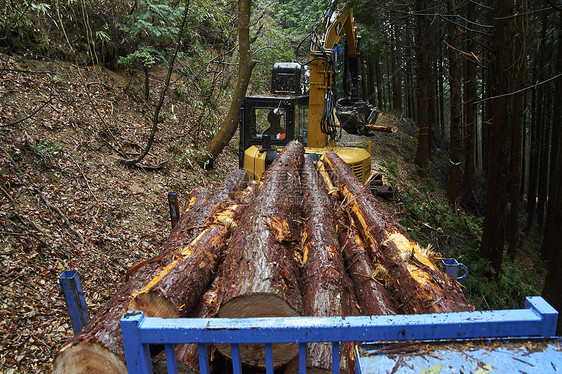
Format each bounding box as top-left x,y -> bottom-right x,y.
127,200 -> 246,317
339,219 -> 398,316
318,159 -> 397,317
299,157 -> 358,374
321,152 -> 474,314
152,276 -> 222,374
53,171 -> 250,374
216,141 -> 305,368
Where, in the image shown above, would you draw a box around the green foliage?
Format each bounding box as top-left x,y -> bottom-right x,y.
396,185 -> 539,310
118,48 -> 157,75
275,0 -> 331,36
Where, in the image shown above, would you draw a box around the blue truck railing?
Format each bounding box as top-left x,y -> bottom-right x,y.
120,296 -> 558,374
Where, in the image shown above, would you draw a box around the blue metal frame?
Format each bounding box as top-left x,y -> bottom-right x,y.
58,270 -> 90,334
120,296 -> 558,374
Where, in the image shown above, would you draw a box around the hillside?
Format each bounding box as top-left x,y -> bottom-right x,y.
0,54 -> 544,372
0,54 -> 236,372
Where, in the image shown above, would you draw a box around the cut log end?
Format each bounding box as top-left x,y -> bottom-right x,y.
217,294 -> 301,367
128,291 -> 180,318
219,293 -> 301,319
53,343 -> 127,374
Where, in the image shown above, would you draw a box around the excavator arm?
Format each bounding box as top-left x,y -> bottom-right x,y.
307,2 -> 379,148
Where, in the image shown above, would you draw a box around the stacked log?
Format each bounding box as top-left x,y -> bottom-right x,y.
321,152 -> 473,314
298,157 -> 358,374
152,275 -> 222,374
53,170 -> 251,374
55,142 -> 476,374
216,141 -> 305,368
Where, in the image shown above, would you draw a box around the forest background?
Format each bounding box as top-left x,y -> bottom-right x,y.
0,0 -> 561,372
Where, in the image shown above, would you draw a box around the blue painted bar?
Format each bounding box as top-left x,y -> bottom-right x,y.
299,343 -> 306,374
120,311 -> 152,374
119,297 -> 558,374
121,297 -> 557,345
332,342 -> 339,374
265,343 -> 274,374
231,344 -> 242,374
197,343 -> 209,374
164,344 -> 178,374
58,270 -> 90,334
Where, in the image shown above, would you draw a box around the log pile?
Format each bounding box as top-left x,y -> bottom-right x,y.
54,141 -> 474,374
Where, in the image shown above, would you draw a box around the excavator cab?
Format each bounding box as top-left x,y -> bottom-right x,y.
238,94 -> 309,177
239,3 -> 378,183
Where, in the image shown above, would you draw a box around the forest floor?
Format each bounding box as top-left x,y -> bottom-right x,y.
0,53 -> 546,373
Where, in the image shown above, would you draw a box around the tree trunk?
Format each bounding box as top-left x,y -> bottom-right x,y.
216,141 -> 305,368
480,0 -> 514,277
414,0 -> 431,169
507,0 -> 527,259
460,2 -> 477,206
196,0 -> 256,169
322,152 -> 474,314
53,172 -> 249,374
375,60 -> 383,110
127,202 -> 245,317
541,14 -> 562,335
445,0 -> 462,205
541,12 -> 562,265
299,157 -> 358,374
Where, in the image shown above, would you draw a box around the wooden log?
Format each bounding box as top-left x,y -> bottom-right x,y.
322,152 -> 473,314
53,171 -> 250,374
216,141 -> 305,368
299,157 -> 358,374
365,123 -> 398,133
127,201 -> 246,317
339,219 -> 398,316
152,276 -> 222,374
318,159 -> 396,317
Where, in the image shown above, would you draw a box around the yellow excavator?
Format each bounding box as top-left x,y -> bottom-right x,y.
239,2 -> 380,183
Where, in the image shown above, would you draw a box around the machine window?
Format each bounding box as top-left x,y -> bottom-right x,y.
254,108 -> 286,140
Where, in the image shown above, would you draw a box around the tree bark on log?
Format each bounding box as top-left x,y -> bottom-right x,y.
217,141 -> 305,368
318,159 -> 397,317
152,276 -> 222,374
339,219 -> 397,316
53,171 -> 250,374
322,152 -> 473,314
299,157 -> 358,374
127,201 -> 246,317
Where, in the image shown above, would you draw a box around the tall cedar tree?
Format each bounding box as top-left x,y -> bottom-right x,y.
480,0 -> 514,276
542,12 -> 562,334
414,0 -> 431,168
460,2 -> 477,206
197,0 -> 255,168
445,0 -> 462,204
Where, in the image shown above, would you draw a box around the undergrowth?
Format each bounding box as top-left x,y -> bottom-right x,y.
382,163 -> 541,311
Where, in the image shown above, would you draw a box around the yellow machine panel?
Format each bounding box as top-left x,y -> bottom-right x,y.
243,144 -> 371,183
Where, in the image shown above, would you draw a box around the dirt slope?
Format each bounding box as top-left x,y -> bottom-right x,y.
0,54 -> 236,372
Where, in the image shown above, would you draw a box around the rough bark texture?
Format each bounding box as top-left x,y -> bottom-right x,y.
339,219 -> 397,316
414,0 -> 431,168
322,152 -> 474,314
445,0 -> 462,205
217,141 -> 305,367
153,276 -> 222,374
127,202 -> 245,317
480,0 -> 513,275
196,0 -> 256,168
299,157 -> 358,374
53,171 -> 250,374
